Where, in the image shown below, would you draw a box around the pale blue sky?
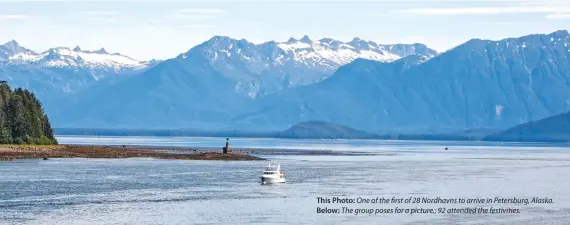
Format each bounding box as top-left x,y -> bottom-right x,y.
0,0 -> 569,60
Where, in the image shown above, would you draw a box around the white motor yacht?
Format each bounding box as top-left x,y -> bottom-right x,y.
260,161 -> 285,184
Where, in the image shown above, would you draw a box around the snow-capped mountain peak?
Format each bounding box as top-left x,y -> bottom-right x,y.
184,35 -> 439,98
93,48 -> 108,54
299,35 -> 312,43
3,40 -> 21,51
0,40 -> 36,61
350,37 -> 363,43
286,37 -> 298,44
3,41 -> 150,70
271,36 -> 437,66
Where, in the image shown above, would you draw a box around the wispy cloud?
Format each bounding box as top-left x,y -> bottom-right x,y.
170,8 -> 226,20
86,18 -> 118,24
545,14 -> 570,19
170,14 -> 215,20
398,7 -> 558,16
76,10 -> 120,24
182,24 -> 214,29
472,21 -> 545,25
176,9 -> 226,14
169,8 -> 225,29
1,14 -> 30,20
78,11 -> 119,16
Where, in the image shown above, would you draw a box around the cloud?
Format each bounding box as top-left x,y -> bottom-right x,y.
169,8 -> 225,28
170,8 -> 226,21
397,7 -> 558,16
87,18 -> 118,23
545,14 -> 570,19
78,11 -> 119,16
76,11 -> 119,24
183,24 -> 214,29
1,14 -> 30,20
472,21 -> 545,25
170,14 -> 215,20
176,9 -> 226,14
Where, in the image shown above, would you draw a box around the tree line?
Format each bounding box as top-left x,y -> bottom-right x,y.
0,81 -> 57,144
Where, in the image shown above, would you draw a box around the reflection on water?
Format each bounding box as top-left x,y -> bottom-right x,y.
1,139 -> 569,224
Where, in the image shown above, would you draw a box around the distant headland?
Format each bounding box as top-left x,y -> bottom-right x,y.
54,112 -> 570,144
54,121 -> 498,141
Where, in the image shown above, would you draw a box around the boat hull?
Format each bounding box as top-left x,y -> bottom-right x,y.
261,176 -> 285,184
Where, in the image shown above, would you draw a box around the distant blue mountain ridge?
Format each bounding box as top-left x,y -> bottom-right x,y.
1,30 -> 570,134
231,30 -> 570,132
42,35 -> 438,130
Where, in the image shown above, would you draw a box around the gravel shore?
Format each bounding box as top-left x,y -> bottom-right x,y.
0,145 -> 265,161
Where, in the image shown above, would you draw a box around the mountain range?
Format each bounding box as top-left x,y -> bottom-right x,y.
234,30 -> 570,132
168,35 -> 437,98
1,30 -> 569,133
0,40 -> 160,116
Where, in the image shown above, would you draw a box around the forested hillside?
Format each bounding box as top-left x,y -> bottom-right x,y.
0,81 -> 57,144
483,112 -> 570,142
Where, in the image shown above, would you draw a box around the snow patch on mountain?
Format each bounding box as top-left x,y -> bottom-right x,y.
183,35 -> 438,98
0,40 -> 160,103
226,30 -> 570,132
0,40 -> 35,61
7,46 -> 148,70
276,37 -> 404,66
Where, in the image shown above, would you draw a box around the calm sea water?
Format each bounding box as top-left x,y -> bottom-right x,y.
1,136 -> 569,224
55,135 -> 568,151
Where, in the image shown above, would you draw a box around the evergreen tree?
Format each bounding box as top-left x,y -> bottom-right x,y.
10,94 -> 27,141
0,109 -> 12,144
0,81 -> 58,145
0,82 -> 12,143
43,116 -> 57,144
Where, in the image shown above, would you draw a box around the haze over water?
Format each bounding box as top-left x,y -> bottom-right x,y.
1,136 -> 569,224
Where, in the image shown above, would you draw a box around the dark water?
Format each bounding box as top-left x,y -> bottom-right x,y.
1,138 -> 570,224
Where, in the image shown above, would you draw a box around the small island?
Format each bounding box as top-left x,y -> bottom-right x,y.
483,112 -> 570,142
275,121 -> 380,139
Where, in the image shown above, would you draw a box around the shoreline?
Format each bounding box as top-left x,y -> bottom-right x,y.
0,144 -> 382,161
0,145 -> 266,161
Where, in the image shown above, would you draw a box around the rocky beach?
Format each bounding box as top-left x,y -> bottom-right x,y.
0,143 -> 378,161
0,145 -> 265,161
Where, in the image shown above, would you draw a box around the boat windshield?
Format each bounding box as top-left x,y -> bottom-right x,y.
264,161 -> 280,172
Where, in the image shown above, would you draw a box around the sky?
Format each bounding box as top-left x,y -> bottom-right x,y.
0,0 -> 569,60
